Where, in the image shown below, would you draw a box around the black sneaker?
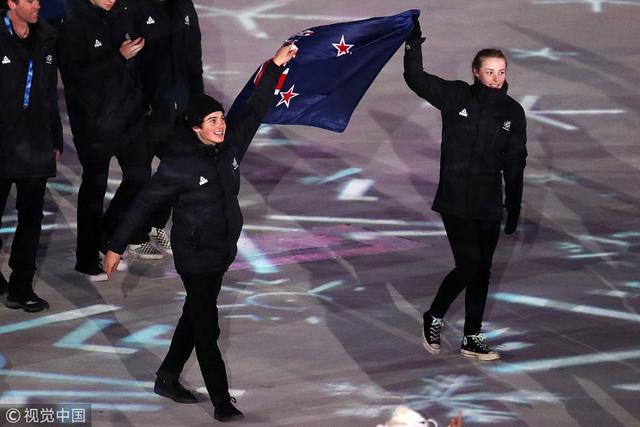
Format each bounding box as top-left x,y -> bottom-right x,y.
421,312 -> 443,354
6,291 -> 50,313
214,397 -> 244,422
154,376 -> 197,404
461,334 -> 500,361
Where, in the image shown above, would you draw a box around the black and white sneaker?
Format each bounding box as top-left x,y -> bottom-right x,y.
461,334 -> 500,361
150,227 -> 173,254
6,291 -> 50,313
127,242 -> 163,260
421,312 -> 443,354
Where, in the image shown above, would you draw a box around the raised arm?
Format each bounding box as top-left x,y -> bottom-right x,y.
232,43 -> 297,161
403,17 -> 455,111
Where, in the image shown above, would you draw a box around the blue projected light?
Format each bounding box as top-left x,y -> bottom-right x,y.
121,325 -> 173,347
55,319 -> 136,355
0,305 -> 121,335
492,292 -> 640,322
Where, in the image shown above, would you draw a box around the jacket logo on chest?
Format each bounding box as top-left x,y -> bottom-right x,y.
199,176 -> 208,186
94,39 -> 102,48
1,56 -> 10,65
184,15 -> 190,26
45,55 -> 53,65
232,157 -> 239,170
146,16 -> 156,25
502,121 -> 511,131
458,108 -> 468,117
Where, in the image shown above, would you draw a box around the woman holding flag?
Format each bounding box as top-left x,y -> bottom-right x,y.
404,17 -> 527,361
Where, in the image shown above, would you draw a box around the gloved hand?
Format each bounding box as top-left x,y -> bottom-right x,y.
408,15 -> 423,41
504,210 -> 520,235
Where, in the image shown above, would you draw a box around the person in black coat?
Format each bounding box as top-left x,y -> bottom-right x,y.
103,43 -> 298,422
0,0 -> 63,312
131,0 -> 204,254
57,0 -> 156,281
404,17 -> 527,361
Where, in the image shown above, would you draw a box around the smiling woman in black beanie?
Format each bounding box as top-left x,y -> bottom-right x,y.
103,42 -> 297,422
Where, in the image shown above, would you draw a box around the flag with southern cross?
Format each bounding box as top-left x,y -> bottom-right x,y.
226,9 -> 419,133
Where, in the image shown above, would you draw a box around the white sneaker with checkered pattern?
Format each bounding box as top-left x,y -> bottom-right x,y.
128,242 -> 164,259
150,227 -> 173,254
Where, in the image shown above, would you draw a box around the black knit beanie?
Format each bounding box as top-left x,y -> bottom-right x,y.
185,95 -> 225,127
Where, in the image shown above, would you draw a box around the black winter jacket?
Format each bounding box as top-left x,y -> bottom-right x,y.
57,0 -> 144,150
404,40 -> 527,221
0,11 -> 62,179
109,60 -> 283,274
132,0 -> 204,142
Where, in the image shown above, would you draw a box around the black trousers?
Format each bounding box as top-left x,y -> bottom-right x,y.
429,214 -> 501,335
74,135 -> 150,270
157,272 -> 230,403
147,135 -> 172,229
0,177 -> 47,297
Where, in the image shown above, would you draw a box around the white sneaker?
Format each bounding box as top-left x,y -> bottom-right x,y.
150,227 -> 173,254
79,271 -> 109,282
127,242 -> 164,260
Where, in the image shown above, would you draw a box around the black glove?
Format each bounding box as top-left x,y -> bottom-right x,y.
408,15 -> 423,41
504,211 -> 520,235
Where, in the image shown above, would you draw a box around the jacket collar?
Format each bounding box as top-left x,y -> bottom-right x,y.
471,80 -> 508,105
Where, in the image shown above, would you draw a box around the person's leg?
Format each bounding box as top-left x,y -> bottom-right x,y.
429,215 -> 480,318
75,152 -> 111,274
180,272 -> 229,400
0,180 -> 12,295
5,178 -> 49,312
147,135 -> 173,253
180,272 -> 243,421
157,300 -> 196,378
458,219 -> 501,361
103,132 -> 150,245
462,219 -> 501,336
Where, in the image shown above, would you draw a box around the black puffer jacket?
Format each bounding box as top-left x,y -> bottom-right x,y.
0,11 -> 62,179
133,0 -> 204,143
57,0 -> 144,150
108,60 -> 283,274
404,40 -> 527,221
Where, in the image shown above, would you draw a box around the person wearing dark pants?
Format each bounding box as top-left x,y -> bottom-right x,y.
73,130 -> 150,270
1,0 -> 63,312
58,0 -> 159,281
0,179 -> 47,311
132,0 -> 205,254
404,16 -> 527,361
156,272 -> 229,402
429,215 -> 501,337
103,43 -> 297,422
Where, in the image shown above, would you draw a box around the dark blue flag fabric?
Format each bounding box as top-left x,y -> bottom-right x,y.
227,9 -> 419,133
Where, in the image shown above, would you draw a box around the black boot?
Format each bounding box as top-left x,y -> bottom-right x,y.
6,290 -> 49,313
153,375 -> 197,403
213,396 -> 244,422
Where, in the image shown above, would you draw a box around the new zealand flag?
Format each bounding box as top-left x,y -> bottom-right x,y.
227,9 -> 419,133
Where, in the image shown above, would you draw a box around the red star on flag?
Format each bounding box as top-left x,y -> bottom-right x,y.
332,35 -> 354,57
276,84 -> 299,108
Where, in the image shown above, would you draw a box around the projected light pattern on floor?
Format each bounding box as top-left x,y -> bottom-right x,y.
325,375 -> 560,423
